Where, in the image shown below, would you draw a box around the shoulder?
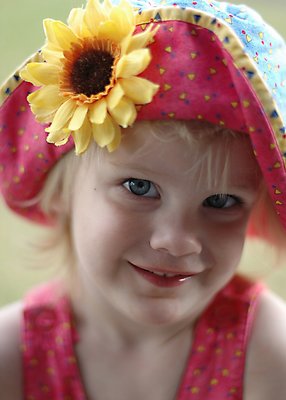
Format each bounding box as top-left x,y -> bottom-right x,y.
245,289 -> 286,400
0,301 -> 23,399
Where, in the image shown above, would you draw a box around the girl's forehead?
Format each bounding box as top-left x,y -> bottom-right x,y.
103,121 -> 260,181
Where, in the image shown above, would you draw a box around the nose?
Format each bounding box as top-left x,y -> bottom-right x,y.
149,213 -> 202,258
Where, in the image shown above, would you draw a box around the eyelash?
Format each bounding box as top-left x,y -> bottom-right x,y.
203,194 -> 243,209
122,178 -> 159,198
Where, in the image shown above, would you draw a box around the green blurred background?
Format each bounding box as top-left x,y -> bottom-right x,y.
0,0 -> 286,306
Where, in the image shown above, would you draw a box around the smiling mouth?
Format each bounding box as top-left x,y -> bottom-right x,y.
129,263 -> 197,288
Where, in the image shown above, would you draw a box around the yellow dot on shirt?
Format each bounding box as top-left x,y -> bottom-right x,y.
56,336 -> 63,344
30,358 -> 39,366
164,83 -> 172,91
42,385 -> 50,393
13,176 -> 20,183
47,367 -> 55,375
188,73 -> 196,80
193,368 -> 202,376
179,92 -> 187,100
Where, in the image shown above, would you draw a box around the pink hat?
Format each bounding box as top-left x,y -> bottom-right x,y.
1,0 -> 286,226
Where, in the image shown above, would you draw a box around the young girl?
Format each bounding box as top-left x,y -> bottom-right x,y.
0,0 -> 286,399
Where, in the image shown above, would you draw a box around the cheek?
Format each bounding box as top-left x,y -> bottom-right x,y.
205,221 -> 247,267
71,194 -> 147,262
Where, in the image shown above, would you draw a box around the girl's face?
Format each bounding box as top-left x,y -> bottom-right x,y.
71,123 -> 261,327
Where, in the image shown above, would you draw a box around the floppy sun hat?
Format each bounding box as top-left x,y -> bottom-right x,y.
1,0 -> 286,226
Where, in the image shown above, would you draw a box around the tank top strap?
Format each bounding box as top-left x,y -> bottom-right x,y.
22,282 -> 87,400
176,275 -> 264,400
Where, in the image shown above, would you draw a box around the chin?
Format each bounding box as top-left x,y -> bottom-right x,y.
129,299 -> 190,327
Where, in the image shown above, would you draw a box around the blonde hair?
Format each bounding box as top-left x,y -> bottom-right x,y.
35,120 -> 286,271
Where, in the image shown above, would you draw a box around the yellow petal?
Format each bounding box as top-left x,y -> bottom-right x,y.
107,120 -> 121,152
84,0 -> 107,36
106,83 -> 125,110
43,19 -> 61,49
27,85 -> 61,109
67,7 -> 85,35
46,128 -> 70,146
72,118 -> 92,154
89,99 -> 107,124
44,19 -> 78,51
41,48 -> 63,66
108,96 -> 137,127
20,63 -> 59,86
120,77 -> 159,104
109,5 -> 134,41
68,104 -> 89,131
30,97 -> 63,123
46,98 -> 77,133
92,115 -> 116,147
102,0 -> 113,14
97,20 -> 120,43
122,24 -> 159,54
118,0 -> 135,26
116,49 -> 151,78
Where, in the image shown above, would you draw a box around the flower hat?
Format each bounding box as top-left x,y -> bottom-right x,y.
1,0 -> 286,226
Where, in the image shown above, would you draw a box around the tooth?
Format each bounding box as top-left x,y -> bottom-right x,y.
152,271 -> 176,278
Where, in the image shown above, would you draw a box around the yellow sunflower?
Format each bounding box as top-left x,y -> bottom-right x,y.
20,0 -> 159,154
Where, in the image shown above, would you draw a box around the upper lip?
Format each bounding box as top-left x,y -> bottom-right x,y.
129,262 -> 199,276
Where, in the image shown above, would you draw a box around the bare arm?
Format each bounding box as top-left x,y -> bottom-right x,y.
245,290 -> 286,400
0,301 -> 23,399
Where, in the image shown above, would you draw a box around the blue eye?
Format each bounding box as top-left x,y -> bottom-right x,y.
123,178 -> 159,198
203,194 -> 242,209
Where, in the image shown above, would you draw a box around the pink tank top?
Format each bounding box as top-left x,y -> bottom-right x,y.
22,275 -> 263,400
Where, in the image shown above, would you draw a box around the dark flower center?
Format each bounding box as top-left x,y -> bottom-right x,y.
71,50 -> 114,97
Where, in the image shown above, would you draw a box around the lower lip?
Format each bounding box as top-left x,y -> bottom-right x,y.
130,264 -> 195,288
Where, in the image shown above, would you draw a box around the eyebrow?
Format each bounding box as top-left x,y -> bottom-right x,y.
109,160 -> 166,177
